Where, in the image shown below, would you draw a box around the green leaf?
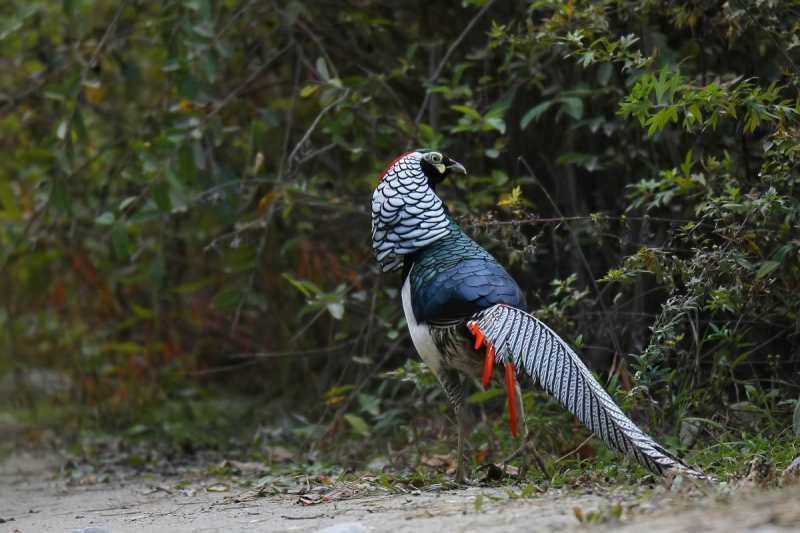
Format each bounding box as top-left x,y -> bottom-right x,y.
215,40 -> 233,58
149,255 -> 166,289
654,64 -> 670,103
210,288 -> 242,309
316,57 -> 330,81
492,169 -> 508,185
451,105 -> 481,119
131,304 -> 155,319
344,413 -> 370,435
203,52 -> 217,83
178,74 -> 200,99
56,120 -> 69,140
185,0 -> 211,19
164,165 -> 184,192
299,85 -> 318,97
81,76 -> 100,89
405,42 -> 418,61
486,92 -> 513,118
596,63 -> 613,86
756,260 -> 781,280
173,277 -> 214,294
102,341 -> 146,353
646,107 -> 678,136
497,185 -> 523,207
483,116 -> 506,134
51,180 -> 71,214
680,150 -> 693,179
112,223 -> 129,260
282,273 -> 322,298
327,302 -> 345,320
560,97 -> 584,121
520,101 -> 553,129
192,23 -> 215,38
150,136 -> 175,158
119,196 -> 138,212
416,123 -> 435,144
95,212 -> 115,225
0,181 -> 21,217
466,388 -> 504,404
668,68 -> 682,103
178,144 -> 196,182
73,109 -> 88,142
153,183 -> 172,213
162,58 -> 182,72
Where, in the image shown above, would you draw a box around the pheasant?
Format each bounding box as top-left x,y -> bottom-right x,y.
371,149 -> 709,483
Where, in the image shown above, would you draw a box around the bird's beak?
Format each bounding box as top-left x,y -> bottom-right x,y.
447,161 -> 467,175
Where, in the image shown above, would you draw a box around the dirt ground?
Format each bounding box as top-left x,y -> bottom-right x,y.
2,452 -> 800,533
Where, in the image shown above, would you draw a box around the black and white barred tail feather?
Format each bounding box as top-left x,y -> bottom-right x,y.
468,304 -> 711,480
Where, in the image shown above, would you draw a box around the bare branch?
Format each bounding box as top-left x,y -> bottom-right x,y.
412,0 -> 498,134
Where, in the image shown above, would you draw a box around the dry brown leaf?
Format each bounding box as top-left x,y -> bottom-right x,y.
268,446 -> 295,463
227,460 -> 267,472
421,454 -> 455,468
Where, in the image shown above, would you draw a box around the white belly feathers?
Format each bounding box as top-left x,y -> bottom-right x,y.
401,275 -> 443,375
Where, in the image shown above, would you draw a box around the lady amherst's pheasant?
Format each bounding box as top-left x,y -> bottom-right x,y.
371,149 -> 709,483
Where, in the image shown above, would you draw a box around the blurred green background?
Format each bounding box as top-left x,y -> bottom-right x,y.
1,0 -> 798,476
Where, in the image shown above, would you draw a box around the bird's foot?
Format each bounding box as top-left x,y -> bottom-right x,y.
502,437 -> 549,484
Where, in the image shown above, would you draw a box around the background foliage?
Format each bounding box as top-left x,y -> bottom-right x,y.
2,0 -> 798,476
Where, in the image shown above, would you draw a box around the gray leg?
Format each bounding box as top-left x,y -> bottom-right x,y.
503,380 -> 548,482
438,369 -> 470,484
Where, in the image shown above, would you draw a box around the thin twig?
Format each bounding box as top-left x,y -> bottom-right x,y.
287,89 -> 349,166
735,0 -> 800,75
517,157 -> 624,358
281,514 -> 328,520
188,341 -> 358,375
231,47 -> 302,332
413,0 -> 498,131
205,42 -> 293,122
212,0 -> 257,47
0,61 -> 75,113
90,1 -> 131,65
475,214 -> 716,230
295,19 -> 340,80
553,434 -> 596,464
60,0 -> 132,137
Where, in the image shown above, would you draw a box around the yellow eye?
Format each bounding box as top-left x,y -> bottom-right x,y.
430,153 -> 442,163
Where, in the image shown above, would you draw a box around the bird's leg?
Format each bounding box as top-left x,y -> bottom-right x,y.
502,380 -> 548,482
454,400 -> 470,485
438,369 -> 471,485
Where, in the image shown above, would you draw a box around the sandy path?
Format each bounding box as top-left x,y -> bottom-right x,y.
1,453 -> 799,533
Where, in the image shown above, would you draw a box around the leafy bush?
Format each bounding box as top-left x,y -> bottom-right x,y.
1,0 -> 797,468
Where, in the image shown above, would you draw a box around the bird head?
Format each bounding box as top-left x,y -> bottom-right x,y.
410,148 -> 468,187
371,149 -> 467,272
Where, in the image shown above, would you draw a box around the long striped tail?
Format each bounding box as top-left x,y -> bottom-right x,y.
467,304 -> 711,480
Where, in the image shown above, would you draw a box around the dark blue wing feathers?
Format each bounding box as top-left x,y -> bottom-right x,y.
413,259 -> 525,324
407,219 -> 526,324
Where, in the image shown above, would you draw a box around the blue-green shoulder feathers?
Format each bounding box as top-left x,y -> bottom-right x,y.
405,218 -> 526,325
